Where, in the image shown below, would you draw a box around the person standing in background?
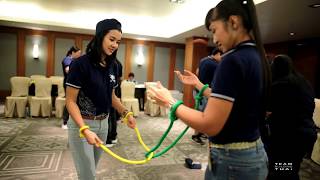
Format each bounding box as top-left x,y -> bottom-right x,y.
106,58 -> 123,147
266,54 -> 317,180
61,46 -> 81,129
192,47 -> 222,145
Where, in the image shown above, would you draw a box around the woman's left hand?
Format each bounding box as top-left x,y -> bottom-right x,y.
148,81 -> 176,107
126,115 -> 136,129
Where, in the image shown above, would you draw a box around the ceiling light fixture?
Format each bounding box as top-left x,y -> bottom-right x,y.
289,32 -> 295,36
170,0 -> 185,3
309,3 -> 320,8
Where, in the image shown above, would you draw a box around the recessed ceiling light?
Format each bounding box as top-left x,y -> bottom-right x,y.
309,4 -> 320,8
289,32 -> 295,36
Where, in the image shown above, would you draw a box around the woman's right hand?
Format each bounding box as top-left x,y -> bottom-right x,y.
83,129 -> 103,147
175,70 -> 200,87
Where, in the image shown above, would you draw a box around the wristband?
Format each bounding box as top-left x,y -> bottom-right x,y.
123,112 -> 134,124
169,100 -> 183,121
79,125 -> 90,138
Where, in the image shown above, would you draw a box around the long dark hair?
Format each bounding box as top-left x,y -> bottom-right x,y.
206,0 -> 271,104
66,46 -> 80,57
86,30 -> 119,66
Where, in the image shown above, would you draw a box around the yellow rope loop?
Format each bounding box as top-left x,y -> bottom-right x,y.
99,126 -> 154,164
123,112 -> 134,124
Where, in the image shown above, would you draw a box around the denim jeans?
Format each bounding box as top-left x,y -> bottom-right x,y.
67,117 -> 108,180
205,140 -> 268,180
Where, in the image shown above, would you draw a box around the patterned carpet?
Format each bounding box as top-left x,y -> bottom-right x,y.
0,112 -> 319,180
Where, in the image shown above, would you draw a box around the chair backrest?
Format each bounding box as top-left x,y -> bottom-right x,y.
30,75 -> 46,79
313,98 -> 320,128
145,82 -> 157,99
34,78 -> 52,97
49,76 -> 65,97
10,76 -> 30,97
121,81 -> 135,99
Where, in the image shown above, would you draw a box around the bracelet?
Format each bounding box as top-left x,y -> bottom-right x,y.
169,100 -> 183,121
121,109 -> 129,118
123,112 -> 134,124
79,125 -> 90,138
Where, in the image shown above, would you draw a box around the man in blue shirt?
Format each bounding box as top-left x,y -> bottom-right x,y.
192,47 -> 222,145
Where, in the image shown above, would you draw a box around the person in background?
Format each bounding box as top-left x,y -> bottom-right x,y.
66,18 -> 136,180
61,46 -> 81,129
127,72 -> 137,84
266,54 -> 317,180
106,58 -> 123,147
192,47 -> 222,145
148,0 -> 270,179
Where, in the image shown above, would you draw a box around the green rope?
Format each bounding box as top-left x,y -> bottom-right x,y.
145,85 -> 209,158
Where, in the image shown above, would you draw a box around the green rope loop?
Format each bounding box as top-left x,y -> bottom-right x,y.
145,85 -> 208,159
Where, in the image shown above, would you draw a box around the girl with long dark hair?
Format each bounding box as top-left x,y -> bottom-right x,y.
149,0 -> 270,179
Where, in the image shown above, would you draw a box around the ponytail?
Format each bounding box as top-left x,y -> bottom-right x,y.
244,0 -> 271,104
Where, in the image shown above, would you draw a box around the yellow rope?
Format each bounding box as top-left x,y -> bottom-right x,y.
99,127 -> 154,164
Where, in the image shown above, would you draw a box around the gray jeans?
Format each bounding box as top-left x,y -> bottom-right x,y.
67,117 -> 108,180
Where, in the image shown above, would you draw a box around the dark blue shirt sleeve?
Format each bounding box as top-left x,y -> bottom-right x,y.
66,60 -> 84,89
211,55 -> 243,102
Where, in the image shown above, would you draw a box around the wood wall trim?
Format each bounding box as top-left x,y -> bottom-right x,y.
46,34 -> 54,77
147,43 -> 155,82
17,30 -> 25,76
0,90 -> 10,103
168,46 -> 176,89
124,40 -> 133,78
75,36 -> 82,50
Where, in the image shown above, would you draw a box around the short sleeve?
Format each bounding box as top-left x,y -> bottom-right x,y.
66,60 -> 84,89
198,61 -> 207,83
211,55 -> 243,102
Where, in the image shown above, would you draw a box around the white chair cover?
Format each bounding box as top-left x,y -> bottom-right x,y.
29,78 -> 52,117
313,98 -> 320,128
121,81 -> 139,116
4,76 -> 30,118
144,82 -> 161,117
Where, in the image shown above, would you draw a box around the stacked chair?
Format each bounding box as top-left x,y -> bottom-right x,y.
120,81 -> 139,116
4,77 -> 30,118
29,78 -> 52,117
49,76 -> 65,118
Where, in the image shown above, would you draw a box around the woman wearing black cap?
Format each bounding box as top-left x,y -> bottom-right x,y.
149,0 -> 270,179
65,18 -> 136,180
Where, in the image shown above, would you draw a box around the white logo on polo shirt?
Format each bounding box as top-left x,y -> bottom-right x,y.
110,74 -> 116,83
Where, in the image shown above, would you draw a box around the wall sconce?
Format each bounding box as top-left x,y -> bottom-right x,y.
32,44 -> 39,59
136,49 -> 144,66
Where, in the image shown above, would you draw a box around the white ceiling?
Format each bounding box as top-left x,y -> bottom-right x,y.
0,0 -> 319,44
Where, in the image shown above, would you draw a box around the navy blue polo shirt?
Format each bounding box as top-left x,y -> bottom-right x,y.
210,41 -> 263,144
199,56 -> 219,87
66,54 -> 117,116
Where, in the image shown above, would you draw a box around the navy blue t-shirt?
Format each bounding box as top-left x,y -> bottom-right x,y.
210,41 -> 263,144
66,54 -> 117,116
199,56 -> 219,87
